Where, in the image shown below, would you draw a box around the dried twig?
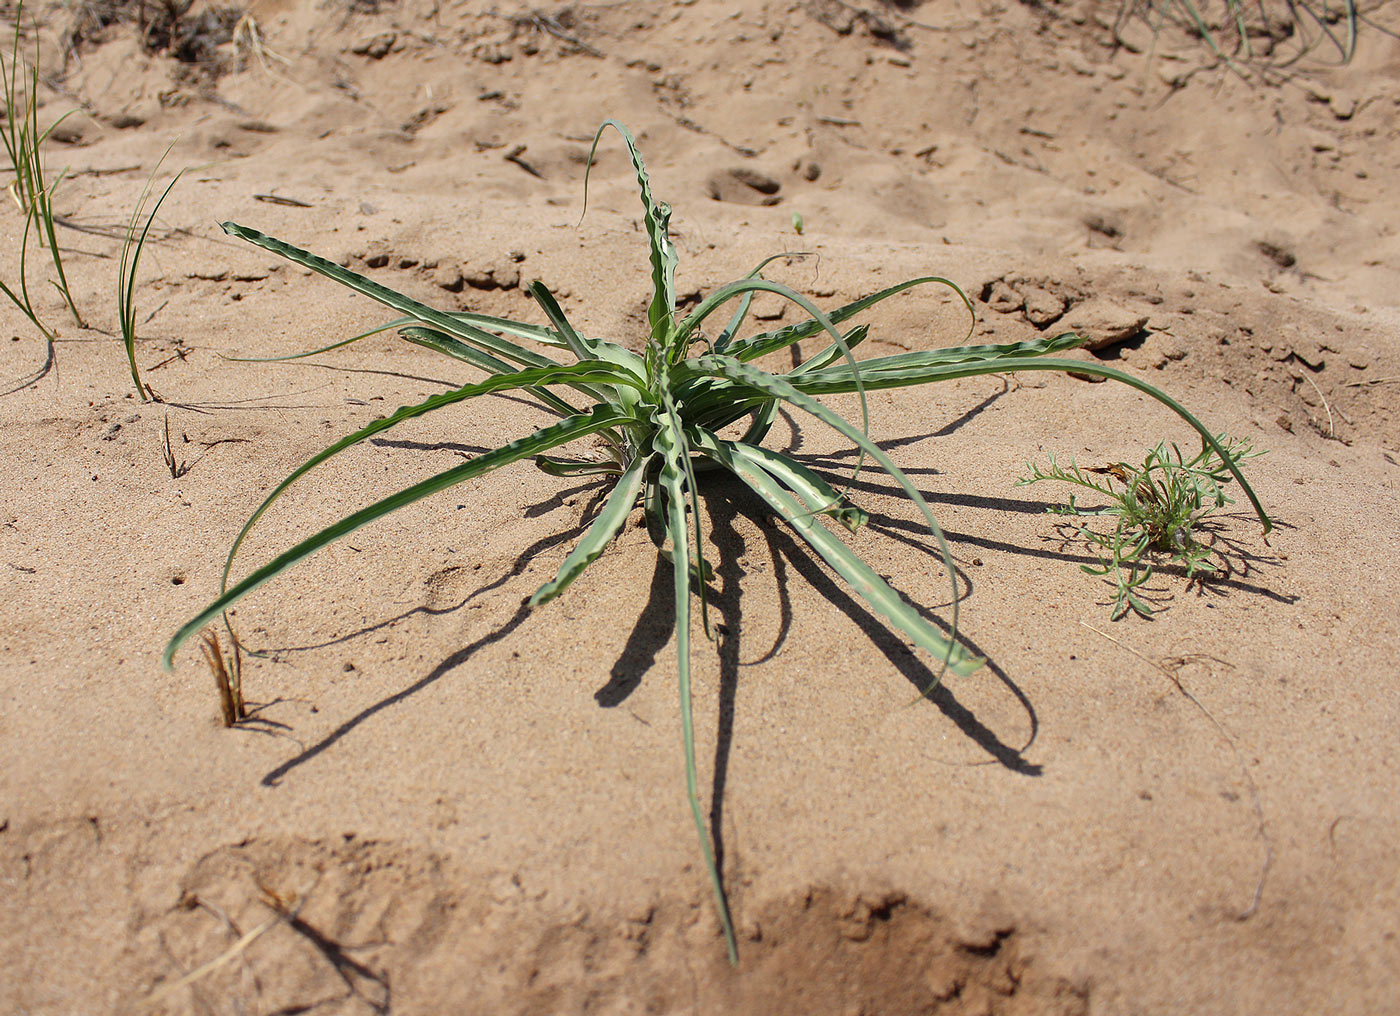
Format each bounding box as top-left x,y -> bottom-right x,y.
201,631 -> 245,725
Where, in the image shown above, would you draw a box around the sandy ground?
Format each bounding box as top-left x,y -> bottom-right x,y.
2,0 -> 1399,1013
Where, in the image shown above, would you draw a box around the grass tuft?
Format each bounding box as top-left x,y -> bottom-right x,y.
164,120 -> 1270,964
0,0 -> 83,347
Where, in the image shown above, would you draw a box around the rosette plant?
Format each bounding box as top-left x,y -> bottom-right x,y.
165,121 -> 1269,963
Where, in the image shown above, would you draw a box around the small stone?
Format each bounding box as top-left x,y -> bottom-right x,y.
1329,90 -> 1358,120
433,263 -> 464,292
730,168 -> 780,194
1062,298 -> 1149,351
352,33 -> 396,59
984,280 -> 1023,315
707,167 -> 783,204
363,252 -> 389,269
464,267 -> 499,290
1022,285 -> 1067,327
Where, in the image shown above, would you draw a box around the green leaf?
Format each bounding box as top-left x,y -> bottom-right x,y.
724,440 -> 868,533
654,404 -> 737,966
400,326 -> 584,419
681,354 -> 969,684
583,120 -> 678,346
214,361 -> 643,627
695,430 -> 982,679
529,451 -> 651,606
796,330 -> 1082,381
528,280 -> 599,362
790,354 -> 1272,534
225,222 -> 569,373
166,404 -> 634,669
720,276 -> 974,362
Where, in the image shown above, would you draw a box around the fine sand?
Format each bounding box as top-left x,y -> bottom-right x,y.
2,1 -> 1398,1013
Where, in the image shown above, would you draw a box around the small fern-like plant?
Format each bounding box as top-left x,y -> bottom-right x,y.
164,120 -> 1270,963
1018,435 -> 1263,618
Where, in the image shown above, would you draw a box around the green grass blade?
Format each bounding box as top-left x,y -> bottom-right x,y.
398,326 -> 523,374
792,333 -> 1087,392
0,204 -> 55,344
696,431 -> 982,678
654,407 -> 737,966
529,451 -> 650,606
788,353 -> 1272,534
224,222 -> 566,372
214,362 -> 640,616
400,326 -> 583,418
528,281 -> 599,362
720,276 -> 974,363
225,311 -> 570,362
119,150 -> 183,399
584,120 -> 678,345
167,404 -> 632,669
221,319 -> 410,363
795,330 -> 1082,382
449,310 -> 568,349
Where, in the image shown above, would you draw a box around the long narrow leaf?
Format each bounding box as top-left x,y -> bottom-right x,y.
223,223 -> 596,382
216,362 -> 642,610
680,355 -> 968,681
654,407 -> 737,965
400,326 -> 582,418
718,276 -> 974,363
529,450 -> 650,606
167,404 -> 633,668
712,252 -> 807,352
528,281 -> 598,362
787,354 -> 1272,534
695,431 -> 982,679
583,120 -> 678,345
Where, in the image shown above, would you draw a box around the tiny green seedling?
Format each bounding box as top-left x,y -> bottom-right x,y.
164,120 -> 1270,964
118,146 -> 184,400
1018,435 -> 1263,618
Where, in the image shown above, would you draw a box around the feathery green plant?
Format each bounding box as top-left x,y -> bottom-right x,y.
163,120 -> 1271,963
1018,436 -> 1263,618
